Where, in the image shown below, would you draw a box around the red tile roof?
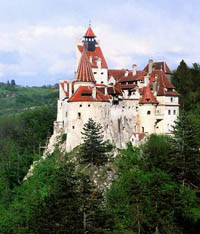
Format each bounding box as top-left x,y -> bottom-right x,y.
132,132 -> 146,141
139,87 -> 158,104
108,69 -> 126,81
119,70 -> 146,83
149,71 -> 179,96
108,83 -> 123,96
144,62 -> 171,74
68,86 -> 109,102
84,27 -> 96,38
76,49 -> 96,83
120,84 -> 137,90
78,45 -> 108,68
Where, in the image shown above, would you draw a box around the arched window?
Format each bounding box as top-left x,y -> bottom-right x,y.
142,127 -> 144,132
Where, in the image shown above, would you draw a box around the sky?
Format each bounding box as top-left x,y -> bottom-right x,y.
0,0 -> 199,86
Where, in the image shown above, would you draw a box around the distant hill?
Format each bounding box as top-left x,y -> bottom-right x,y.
0,82 -> 58,116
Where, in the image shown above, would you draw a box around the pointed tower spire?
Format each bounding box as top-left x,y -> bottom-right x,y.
76,49 -> 96,83
84,26 -> 96,38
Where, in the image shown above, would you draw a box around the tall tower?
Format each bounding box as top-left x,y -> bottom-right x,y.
76,26 -> 108,85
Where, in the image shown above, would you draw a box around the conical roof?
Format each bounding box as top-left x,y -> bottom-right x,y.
84,26 -> 96,38
76,49 -> 96,83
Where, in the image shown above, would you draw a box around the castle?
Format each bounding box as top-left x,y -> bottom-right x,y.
54,26 -> 179,152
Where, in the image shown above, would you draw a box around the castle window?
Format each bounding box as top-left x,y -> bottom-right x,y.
72,126 -> 75,129
171,97 -> 173,102
79,104 -> 82,107
142,127 -> 144,133
147,111 -> 151,115
88,104 -> 90,107
168,110 -> 171,115
174,110 -> 176,115
78,112 -> 81,118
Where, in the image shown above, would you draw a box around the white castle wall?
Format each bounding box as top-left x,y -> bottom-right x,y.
138,104 -> 156,134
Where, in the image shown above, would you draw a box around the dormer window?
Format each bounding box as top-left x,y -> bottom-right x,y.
146,98 -> 150,102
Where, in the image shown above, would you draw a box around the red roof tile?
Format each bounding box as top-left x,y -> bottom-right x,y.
78,45 -> 108,68
132,132 -> 146,141
139,87 -> 158,104
108,69 -> 126,81
68,86 -> 109,102
149,71 -> 179,96
120,84 -> 137,90
84,27 -> 96,38
76,49 -> 96,83
144,61 -> 171,74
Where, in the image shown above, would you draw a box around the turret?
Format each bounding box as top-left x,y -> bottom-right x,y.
83,26 -> 97,51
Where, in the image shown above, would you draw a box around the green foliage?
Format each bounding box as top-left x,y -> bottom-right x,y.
0,83 -> 58,116
172,60 -> 200,111
80,118 -> 110,166
0,154 -> 108,234
170,112 -> 200,188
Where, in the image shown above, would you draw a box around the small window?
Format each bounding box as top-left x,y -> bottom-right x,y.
174,110 -> 176,115
171,97 -> 173,102
94,72 -> 97,74
88,104 -> 90,107
101,72 -> 104,75
78,112 -> 81,118
147,111 -> 151,115
101,81 -> 104,84
79,104 -> 82,107
168,110 -> 171,115
72,126 -> 75,129
66,112 -> 67,117
142,127 -> 144,133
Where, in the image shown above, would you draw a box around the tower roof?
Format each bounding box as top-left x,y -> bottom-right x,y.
84,26 -> 96,38
76,49 -> 96,83
139,86 -> 158,104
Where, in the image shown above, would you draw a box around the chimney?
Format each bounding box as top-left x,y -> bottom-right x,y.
69,81 -> 72,98
97,57 -> 101,69
125,69 -> 129,77
104,86 -> 108,95
132,64 -> 137,76
148,59 -> 153,74
92,86 -> 96,99
153,75 -> 158,94
89,56 -> 93,64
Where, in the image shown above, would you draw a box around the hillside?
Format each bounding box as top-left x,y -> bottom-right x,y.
0,82 -> 58,116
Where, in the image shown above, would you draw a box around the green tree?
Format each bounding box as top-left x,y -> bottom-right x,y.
171,60 -> 192,110
170,112 -> 200,188
80,118 -> 109,166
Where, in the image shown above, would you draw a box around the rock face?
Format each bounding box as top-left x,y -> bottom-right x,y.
54,26 -> 179,153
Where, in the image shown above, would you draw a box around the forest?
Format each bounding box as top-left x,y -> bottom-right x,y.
0,60 -> 200,233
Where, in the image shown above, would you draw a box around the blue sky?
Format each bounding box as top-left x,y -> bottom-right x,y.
0,0 -> 199,86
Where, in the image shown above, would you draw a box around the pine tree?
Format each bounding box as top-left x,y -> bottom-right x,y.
170,112 -> 200,188
80,118 -> 109,166
171,60 -> 192,110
